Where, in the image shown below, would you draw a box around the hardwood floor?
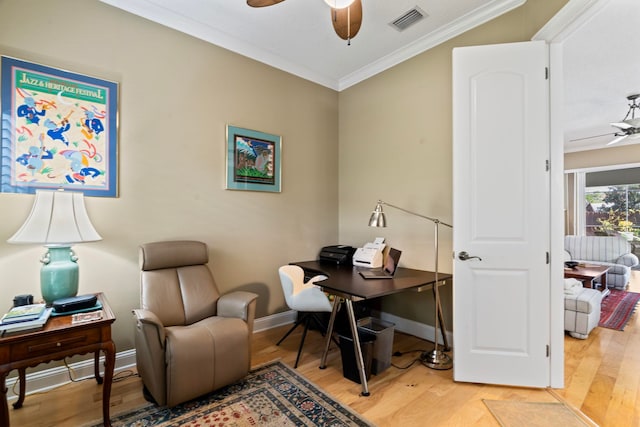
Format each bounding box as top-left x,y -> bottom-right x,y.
8,271 -> 640,426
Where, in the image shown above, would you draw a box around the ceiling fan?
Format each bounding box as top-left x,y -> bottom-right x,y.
569,94 -> 640,146
247,0 -> 362,44
608,94 -> 640,146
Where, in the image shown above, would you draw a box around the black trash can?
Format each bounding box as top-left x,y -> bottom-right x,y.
338,330 -> 375,384
357,317 -> 395,375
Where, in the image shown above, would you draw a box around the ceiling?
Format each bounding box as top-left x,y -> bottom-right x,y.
100,0 -> 639,153
562,0 -> 640,153
100,0 -> 525,90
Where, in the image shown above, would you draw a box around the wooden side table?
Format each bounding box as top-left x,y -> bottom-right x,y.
564,265 -> 611,297
0,292 -> 116,427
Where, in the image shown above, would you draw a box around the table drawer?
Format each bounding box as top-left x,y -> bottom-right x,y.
11,328 -> 101,360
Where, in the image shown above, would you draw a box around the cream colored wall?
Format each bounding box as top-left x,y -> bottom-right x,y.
0,0 -> 339,353
565,145 -> 640,170
338,0 -> 569,326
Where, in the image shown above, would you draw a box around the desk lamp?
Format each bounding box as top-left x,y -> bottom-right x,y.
368,200 -> 453,370
8,189 -> 102,304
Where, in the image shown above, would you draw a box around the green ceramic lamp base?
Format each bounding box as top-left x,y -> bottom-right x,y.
40,246 -> 79,304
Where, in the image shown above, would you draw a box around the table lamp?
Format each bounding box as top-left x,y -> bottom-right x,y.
7,189 -> 102,304
368,200 -> 453,370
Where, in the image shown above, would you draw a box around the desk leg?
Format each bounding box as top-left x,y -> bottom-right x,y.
0,371 -> 8,427
320,298 -> 340,369
12,369 -> 26,409
345,299 -> 370,396
102,341 -> 116,427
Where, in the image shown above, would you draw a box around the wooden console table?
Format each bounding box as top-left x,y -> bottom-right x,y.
0,292 -> 116,427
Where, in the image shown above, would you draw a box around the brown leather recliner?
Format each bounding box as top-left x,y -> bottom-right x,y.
133,240 -> 258,407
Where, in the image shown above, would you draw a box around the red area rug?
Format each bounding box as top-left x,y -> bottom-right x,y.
599,289 -> 640,331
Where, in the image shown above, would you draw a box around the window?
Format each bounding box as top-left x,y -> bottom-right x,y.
584,168 -> 640,240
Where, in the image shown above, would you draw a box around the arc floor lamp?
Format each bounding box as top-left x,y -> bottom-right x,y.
368,200 -> 453,370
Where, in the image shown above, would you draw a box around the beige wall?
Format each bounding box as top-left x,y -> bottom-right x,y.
338,0 -> 568,325
565,144 -> 640,170
0,0 -> 339,353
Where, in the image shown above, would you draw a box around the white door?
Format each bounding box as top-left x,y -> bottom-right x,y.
452,41 -> 551,387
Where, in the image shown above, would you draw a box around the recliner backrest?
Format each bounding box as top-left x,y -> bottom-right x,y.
139,240 -> 220,326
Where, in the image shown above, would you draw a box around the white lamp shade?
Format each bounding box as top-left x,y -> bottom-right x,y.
324,0 -> 355,9
8,190 -> 102,245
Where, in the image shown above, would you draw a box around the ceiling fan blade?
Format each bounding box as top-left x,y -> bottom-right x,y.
610,121 -> 633,130
607,134 -> 628,146
247,0 -> 285,7
330,0 -> 362,41
569,132 -> 616,142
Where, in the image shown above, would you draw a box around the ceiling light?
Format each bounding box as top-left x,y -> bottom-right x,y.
248,0 -> 361,44
324,0 -> 355,9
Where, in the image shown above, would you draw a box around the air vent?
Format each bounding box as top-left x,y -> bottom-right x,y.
390,7 -> 427,31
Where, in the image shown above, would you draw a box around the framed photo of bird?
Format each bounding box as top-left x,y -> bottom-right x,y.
0,56 -> 118,197
226,125 -> 281,193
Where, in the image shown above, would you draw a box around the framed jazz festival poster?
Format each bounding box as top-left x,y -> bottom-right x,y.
226,125 -> 281,193
0,56 -> 118,197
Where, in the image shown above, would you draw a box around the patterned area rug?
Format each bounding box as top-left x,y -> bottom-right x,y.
599,289 -> 640,330
483,400 -> 591,427
88,360 -> 373,427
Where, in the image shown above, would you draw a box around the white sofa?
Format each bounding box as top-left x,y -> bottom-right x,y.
564,235 -> 639,289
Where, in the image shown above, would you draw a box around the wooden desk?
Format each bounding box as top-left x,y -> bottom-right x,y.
0,293 -> 116,427
292,261 -> 452,396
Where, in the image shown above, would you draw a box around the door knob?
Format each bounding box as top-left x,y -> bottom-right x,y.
458,251 -> 482,261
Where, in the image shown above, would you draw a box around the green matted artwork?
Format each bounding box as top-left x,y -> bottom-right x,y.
226,125 -> 281,193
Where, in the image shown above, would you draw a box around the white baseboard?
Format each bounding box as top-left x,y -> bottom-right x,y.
253,309 -> 296,332
372,310 -> 453,348
253,308 -> 453,348
6,349 -> 137,402
7,310 -> 449,402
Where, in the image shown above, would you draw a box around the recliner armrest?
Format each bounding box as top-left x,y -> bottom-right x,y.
133,308 -> 166,347
218,291 -> 258,321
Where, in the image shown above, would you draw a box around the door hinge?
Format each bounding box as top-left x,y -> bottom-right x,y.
546,252 -> 550,264
546,345 -> 550,357
545,160 -> 550,171
545,67 -> 549,80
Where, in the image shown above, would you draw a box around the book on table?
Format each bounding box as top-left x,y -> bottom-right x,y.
0,307 -> 52,335
1,303 -> 47,324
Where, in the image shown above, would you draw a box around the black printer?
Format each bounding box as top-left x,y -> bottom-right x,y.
318,245 -> 356,265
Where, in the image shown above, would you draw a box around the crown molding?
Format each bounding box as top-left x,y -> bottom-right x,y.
338,0 -> 526,91
101,0 -> 527,92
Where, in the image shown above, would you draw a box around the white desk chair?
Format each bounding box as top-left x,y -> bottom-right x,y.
277,265 -> 333,368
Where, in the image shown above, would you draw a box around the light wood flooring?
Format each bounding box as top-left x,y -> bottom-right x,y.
9,271 -> 640,426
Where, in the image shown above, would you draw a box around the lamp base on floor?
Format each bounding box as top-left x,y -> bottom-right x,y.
420,349 -> 453,370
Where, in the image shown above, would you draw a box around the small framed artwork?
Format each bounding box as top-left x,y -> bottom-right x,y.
226,125 -> 281,193
0,56 -> 118,197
